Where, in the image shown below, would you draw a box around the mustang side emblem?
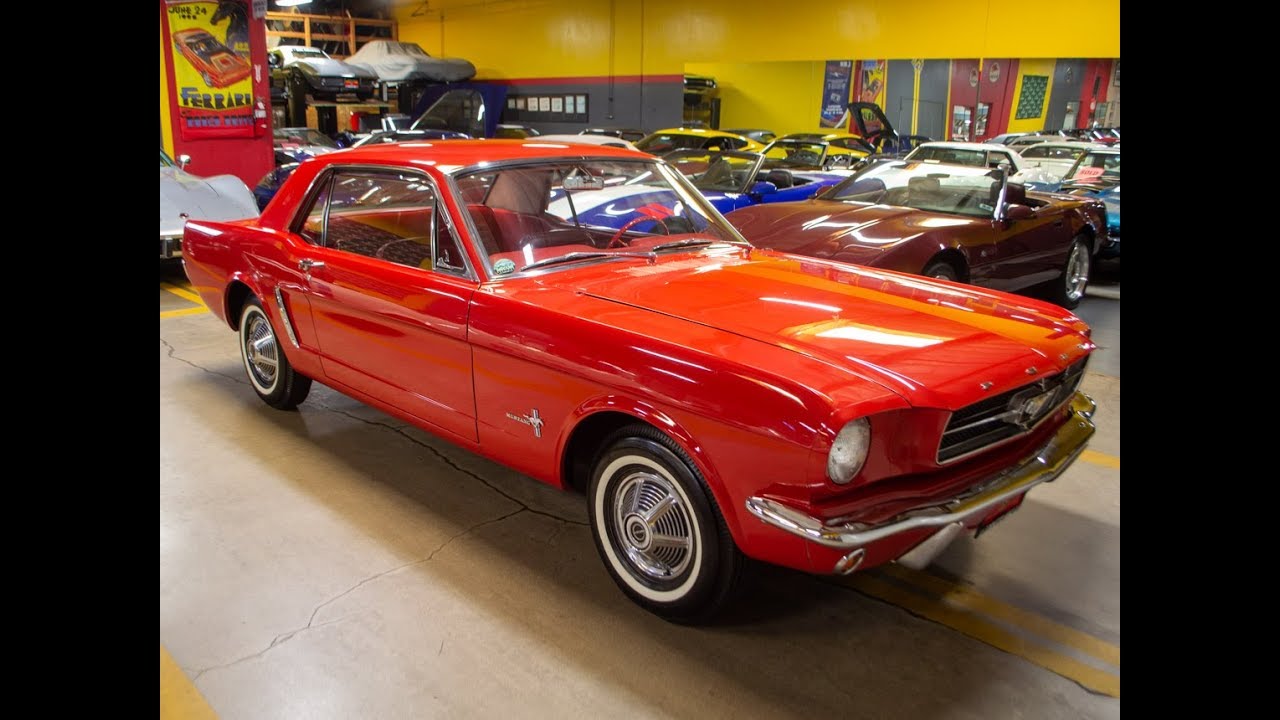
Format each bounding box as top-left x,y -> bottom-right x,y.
506,409 -> 545,438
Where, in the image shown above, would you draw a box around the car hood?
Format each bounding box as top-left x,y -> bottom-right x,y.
728,200 -> 977,261
564,249 -> 1092,409
160,167 -> 259,237
291,58 -> 377,80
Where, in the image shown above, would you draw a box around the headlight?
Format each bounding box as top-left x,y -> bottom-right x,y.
827,418 -> 871,484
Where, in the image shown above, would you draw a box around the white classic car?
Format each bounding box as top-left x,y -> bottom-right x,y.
902,141 -> 1058,186
1015,141 -> 1108,184
159,149 -> 258,260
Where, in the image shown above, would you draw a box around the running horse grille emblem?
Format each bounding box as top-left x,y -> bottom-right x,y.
506,409 -> 545,438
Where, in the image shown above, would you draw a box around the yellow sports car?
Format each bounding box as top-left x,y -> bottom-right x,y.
635,127 -> 766,154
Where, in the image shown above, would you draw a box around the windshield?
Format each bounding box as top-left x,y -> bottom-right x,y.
273,128 -> 338,148
825,161 -> 1003,218
905,146 -> 988,167
665,150 -> 762,193
455,158 -> 744,277
1065,151 -> 1120,185
160,149 -> 175,168
760,140 -> 827,167
1021,145 -> 1087,160
635,133 -> 719,153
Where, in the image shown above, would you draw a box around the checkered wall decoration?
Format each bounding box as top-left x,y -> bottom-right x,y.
1015,76 -> 1049,119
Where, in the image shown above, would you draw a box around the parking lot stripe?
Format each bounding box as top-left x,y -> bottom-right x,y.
160,645 -> 218,719
1082,450 -> 1120,469
877,563 -> 1119,667
161,307 -> 210,319
845,573 -> 1120,698
161,282 -> 205,306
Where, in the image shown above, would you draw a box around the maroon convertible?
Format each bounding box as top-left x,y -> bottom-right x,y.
727,160 -> 1112,309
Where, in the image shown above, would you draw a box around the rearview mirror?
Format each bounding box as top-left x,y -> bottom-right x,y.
177,154 -> 192,170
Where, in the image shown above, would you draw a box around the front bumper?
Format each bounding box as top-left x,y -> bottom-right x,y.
745,392 -> 1096,574
160,233 -> 183,260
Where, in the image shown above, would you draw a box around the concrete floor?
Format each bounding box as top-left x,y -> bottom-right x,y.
161,264 -> 1120,719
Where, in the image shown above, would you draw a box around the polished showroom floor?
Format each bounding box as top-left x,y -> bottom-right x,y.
160,263 -> 1120,719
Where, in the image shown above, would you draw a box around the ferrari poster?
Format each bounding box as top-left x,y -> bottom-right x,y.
165,0 -> 256,140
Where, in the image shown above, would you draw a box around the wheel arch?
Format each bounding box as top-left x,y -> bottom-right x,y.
223,271 -> 264,331
922,247 -> 971,282
557,399 -> 730,517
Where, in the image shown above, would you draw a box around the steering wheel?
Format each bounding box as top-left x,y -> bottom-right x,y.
608,215 -> 670,248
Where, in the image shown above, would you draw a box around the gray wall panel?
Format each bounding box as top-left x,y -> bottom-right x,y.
1045,59 -> 1086,132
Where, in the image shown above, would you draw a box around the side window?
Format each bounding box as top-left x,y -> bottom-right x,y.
297,175 -> 332,245
323,170 -> 435,269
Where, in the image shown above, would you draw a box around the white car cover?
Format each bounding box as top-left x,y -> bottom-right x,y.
345,41 -> 476,83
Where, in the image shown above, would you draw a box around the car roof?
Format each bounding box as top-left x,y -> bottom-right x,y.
306,139 -> 648,172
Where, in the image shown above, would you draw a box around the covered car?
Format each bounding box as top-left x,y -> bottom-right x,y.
345,40 -> 476,83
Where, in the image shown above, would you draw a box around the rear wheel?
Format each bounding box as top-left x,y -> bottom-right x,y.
1050,236 -> 1091,309
588,424 -> 745,623
239,296 -> 312,410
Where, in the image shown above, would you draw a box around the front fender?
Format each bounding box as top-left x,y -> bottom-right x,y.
557,395 -> 741,542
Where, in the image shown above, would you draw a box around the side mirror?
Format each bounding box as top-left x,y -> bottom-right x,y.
177,154 -> 192,170
1004,203 -> 1034,221
749,180 -> 778,197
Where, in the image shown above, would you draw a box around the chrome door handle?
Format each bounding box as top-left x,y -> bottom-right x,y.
299,259 -> 325,272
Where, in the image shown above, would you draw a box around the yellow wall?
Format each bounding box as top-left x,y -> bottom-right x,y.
394,0 -> 1119,79
685,61 -> 835,136
160,13 -> 173,156
1005,59 -> 1057,133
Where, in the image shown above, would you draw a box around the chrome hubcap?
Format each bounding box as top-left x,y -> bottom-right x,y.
613,471 -> 694,581
1065,244 -> 1090,301
244,313 -> 279,387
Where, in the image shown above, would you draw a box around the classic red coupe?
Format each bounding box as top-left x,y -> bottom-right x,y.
183,141 -> 1097,622
173,28 -> 251,88
726,160 -> 1112,309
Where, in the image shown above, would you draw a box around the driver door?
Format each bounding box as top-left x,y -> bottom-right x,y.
289,166 -> 480,442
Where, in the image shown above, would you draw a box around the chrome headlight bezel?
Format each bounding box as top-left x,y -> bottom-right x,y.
827,418 -> 871,485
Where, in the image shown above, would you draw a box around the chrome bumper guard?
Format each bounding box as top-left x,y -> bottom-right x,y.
745,392 -> 1097,559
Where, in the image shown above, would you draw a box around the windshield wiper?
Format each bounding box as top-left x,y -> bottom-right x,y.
649,238 -> 748,252
520,251 -> 654,272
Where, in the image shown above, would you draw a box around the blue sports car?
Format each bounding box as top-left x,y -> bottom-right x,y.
664,149 -> 847,214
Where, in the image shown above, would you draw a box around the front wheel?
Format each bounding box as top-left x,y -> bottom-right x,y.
1050,237 -> 1091,309
239,296 -> 312,410
922,259 -> 960,281
588,425 -> 745,623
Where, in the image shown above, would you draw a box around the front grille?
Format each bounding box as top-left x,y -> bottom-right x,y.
937,359 -> 1087,463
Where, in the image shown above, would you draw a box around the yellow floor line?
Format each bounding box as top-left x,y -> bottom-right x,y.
160,645 -> 218,720
877,564 -> 1119,667
846,574 -> 1120,698
1082,450 -> 1120,469
161,307 -> 210,319
161,282 -> 205,306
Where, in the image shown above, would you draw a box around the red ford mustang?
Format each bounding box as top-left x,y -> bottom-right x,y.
183,141 -> 1097,622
